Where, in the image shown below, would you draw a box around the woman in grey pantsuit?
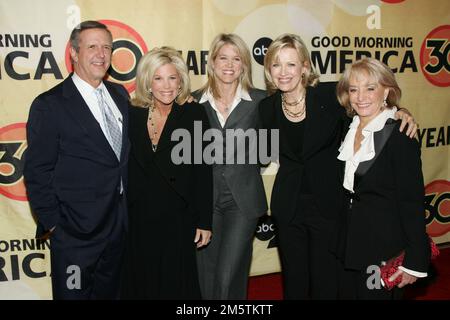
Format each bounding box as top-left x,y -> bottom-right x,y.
194,33 -> 268,300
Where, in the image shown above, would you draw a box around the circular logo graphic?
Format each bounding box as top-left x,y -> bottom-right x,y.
255,214 -> 277,248
252,37 -> 272,65
65,20 -> 148,93
425,180 -> 450,237
0,123 -> 28,201
420,25 -> 450,87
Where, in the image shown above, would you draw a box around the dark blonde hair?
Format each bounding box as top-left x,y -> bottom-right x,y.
131,47 -> 191,108
337,58 -> 401,117
264,33 -> 319,94
200,33 -> 253,99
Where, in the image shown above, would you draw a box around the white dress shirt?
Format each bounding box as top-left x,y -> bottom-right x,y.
338,107 -> 427,279
71,73 -> 123,137
199,84 -> 252,128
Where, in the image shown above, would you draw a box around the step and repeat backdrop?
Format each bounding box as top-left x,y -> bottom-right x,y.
1,0 -> 449,299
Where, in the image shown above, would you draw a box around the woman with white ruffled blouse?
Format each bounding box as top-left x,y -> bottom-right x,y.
334,58 -> 430,300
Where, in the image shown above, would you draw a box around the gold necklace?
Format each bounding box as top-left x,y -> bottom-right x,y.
282,93 -> 306,118
282,92 -> 305,106
147,105 -> 158,152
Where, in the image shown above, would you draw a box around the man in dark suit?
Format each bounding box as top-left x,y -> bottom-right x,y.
23,20 -> 129,299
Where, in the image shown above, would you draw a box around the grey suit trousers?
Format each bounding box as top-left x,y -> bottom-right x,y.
197,182 -> 258,300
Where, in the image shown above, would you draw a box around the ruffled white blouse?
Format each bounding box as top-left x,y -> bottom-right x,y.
338,107 -> 397,193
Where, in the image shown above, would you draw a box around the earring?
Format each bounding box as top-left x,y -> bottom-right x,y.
382,98 -> 387,108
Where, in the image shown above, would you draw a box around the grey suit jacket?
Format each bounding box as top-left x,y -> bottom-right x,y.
194,88 -> 268,219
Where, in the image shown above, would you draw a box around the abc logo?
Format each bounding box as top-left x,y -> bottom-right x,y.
252,37 -> 272,65
255,215 -> 275,241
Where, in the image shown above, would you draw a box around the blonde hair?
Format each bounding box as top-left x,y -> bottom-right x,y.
131,47 -> 191,108
264,33 -> 319,94
200,33 -> 253,99
337,58 -> 401,117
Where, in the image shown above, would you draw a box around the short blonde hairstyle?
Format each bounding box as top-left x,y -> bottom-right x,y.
131,47 -> 191,108
337,58 -> 401,117
264,33 -> 319,94
200,33 -> 253,99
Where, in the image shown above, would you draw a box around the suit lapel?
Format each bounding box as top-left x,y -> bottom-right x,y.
202,101 -> 222,129
354,119 -> 397,189
130,107 -> 154,169
154,103 -> 186,154
224,99 -> 253,129
62,77 -> 117,161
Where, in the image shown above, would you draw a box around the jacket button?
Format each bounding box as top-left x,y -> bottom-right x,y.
169,177 -> 176,182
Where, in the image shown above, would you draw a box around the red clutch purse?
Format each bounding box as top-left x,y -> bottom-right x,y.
380,237 -> 440,290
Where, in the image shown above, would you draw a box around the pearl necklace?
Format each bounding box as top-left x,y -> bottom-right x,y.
147,105 -> 158,152
281,93 -> 306,118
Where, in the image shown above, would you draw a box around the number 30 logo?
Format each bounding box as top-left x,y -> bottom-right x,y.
420,25 -> 450,87
0,123 -> 28,201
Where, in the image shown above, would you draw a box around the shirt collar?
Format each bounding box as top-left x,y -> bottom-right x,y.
338,107 -> 397,160
198,84 -> 252,104
72,72 -> 105,94
359,107 -> 397,134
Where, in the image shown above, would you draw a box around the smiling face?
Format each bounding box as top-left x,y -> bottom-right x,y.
150,63 -> 181,108
70,28 -> 113,88
269,47 -> 307,95
212,43 -> 243,86
348,71 -> 390,124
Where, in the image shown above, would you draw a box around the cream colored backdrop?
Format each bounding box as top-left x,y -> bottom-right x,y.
1,0 -> 449,299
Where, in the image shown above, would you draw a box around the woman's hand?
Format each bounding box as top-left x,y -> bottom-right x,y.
186,95 -> 196,103
394,108 -> 418,138
388,269 -> 418,288
195,228 -> 212,248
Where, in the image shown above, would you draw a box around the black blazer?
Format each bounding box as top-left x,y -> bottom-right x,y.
127,102 -> 213,230
340,121 -> 430,272
24,76 -> 130,238
259,82 -> 348,222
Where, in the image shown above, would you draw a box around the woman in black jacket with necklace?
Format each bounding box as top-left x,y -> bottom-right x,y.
258,34 -> 417,299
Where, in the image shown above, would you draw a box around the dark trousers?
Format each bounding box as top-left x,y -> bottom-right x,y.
276,195 -> 338,300
50,195 -> 126,300
197,189 -> 258,300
